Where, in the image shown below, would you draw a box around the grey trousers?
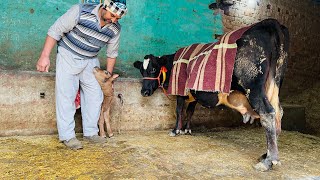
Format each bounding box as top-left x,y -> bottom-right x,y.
56,46 -> 103,141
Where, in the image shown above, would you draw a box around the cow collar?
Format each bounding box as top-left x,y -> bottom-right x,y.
143,66 -> 167,87
143,66 -> 170,98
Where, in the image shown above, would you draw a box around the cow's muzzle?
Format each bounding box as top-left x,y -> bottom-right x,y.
141,89 -> 152,97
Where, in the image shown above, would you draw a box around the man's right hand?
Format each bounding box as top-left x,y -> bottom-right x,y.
36,35 -> 57,72
36,56 -> 50,72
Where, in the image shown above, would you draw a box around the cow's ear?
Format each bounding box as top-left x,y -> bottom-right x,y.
158,54 -> 175,66
158,56 -> 167,66
133,61 -> 142,69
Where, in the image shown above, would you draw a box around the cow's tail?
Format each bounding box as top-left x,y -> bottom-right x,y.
264,19 -> 290,135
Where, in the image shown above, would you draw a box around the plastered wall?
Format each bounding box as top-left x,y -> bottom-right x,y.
0,0 -> 221,77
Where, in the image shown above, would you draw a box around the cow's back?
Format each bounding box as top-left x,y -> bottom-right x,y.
168,43 -> 210,96
232,18 -> 289,92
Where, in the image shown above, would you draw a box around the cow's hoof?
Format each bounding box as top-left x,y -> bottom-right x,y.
253,159 -> 281,171
108,134 -> 114,138
253,162 -> 270,171
169,129 -> 182,137
169,131 -> 176,137
184,129 -> 192,135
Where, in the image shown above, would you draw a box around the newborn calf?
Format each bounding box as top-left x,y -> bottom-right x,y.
93,67 -> 119,138
217,90 -> 260,124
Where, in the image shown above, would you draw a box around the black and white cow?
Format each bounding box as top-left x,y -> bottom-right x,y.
134,19 -> 289,171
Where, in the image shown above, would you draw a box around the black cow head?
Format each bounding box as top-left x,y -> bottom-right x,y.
209,0 -> 234,15
134,54 -> 163,97
134,54 -> 174,97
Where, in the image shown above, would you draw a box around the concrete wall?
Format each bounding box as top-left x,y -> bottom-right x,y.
0,70 -> 244,136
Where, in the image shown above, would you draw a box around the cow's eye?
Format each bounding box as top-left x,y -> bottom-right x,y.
150,68 -> 156,74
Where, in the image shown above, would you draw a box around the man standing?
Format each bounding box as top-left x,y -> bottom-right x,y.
36,0 -> 127,150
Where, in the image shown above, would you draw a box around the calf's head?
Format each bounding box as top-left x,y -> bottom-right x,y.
134,54 -> 162,97
93,67 -> 119,95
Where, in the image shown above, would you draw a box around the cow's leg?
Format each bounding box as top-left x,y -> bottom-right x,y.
248,91 -> 280,171
184,101 -> 197,135
98,106 -> 106,138
265,78 -> 283,136
255,113 -> 280,171
169,96 -> 185,137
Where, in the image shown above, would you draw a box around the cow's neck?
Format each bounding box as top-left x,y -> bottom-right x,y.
162,54 -> 174,89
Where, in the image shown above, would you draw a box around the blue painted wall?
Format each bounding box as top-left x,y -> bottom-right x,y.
0,0 -> 222,77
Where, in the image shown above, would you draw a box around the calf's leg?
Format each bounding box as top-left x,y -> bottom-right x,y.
98,106 -> 106,138
104,106 -> 113,138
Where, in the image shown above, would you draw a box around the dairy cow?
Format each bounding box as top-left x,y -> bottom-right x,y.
134,19 -> 289,171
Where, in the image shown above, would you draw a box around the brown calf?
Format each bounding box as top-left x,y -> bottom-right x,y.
93,67 -> 119,138
186,90 -> 259,124
217,90 -> 260,124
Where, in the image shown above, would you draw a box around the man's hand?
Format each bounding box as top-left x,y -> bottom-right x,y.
36,56 -> 50,72
36,35 -> 57,72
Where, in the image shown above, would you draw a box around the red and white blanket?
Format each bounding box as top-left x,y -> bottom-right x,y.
168,26 -> 251,96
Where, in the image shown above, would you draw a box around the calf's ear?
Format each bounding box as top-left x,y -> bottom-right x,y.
112,74 -> 119,79
133,61 -> 143,69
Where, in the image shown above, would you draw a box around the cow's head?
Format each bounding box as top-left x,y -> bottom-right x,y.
208,0 -> 234,15
134,54 -> 176,97
133,54 -> 163,97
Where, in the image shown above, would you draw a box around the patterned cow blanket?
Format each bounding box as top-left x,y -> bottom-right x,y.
168,25 -> 251,96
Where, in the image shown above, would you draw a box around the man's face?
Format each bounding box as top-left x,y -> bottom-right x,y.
102,9 -> 121,23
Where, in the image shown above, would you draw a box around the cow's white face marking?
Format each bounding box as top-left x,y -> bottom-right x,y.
143,58 -> 150,70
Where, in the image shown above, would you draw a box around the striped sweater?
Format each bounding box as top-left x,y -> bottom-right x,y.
57,4 -> 121,58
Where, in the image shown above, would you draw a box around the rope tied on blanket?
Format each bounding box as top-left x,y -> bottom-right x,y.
173,43 -> 237,66
168,27 -> 249,96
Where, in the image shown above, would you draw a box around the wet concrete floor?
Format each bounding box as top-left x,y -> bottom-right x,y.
0,127 -> 320,179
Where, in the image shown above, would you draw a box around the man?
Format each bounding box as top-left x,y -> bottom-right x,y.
36,0 -> 127,150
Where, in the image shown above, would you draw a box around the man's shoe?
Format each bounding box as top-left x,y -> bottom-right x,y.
84,135 -> 106,143
63,137 -> 83,150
